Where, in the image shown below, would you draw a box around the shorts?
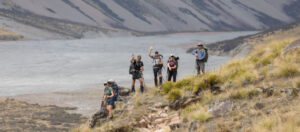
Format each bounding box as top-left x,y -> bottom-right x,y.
153,67 -> 162,75
106,98 -> 114,106
132,72 -> 143,80
196,60 -> 205,71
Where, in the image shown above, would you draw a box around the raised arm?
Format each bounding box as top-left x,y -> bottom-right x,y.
148,46 -> 154,58
130,53 -> 135,63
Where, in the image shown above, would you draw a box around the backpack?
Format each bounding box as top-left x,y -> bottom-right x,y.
129,63 -> 135,74
203,48 -> 208,62
112,84 -> 119,101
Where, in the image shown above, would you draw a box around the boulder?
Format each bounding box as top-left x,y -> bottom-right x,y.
169,96 -> 201,110
89,108 -> 108,128
207,98 -> 234,117
119,87 -> 131,96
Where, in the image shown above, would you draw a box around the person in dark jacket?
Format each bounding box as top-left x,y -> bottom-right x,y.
130,53 -> 144,93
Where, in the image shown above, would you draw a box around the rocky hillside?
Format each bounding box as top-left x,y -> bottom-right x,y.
75,21 -> 300,132
0,0 -> 300,36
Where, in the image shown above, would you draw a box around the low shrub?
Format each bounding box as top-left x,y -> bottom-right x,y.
167,89 -> 182,101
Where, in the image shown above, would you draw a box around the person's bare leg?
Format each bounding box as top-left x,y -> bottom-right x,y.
131,79 -> 135,92
107,105 -> 113,118
139,78 -> 144,93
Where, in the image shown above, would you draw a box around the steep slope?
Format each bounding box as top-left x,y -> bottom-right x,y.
1,0 -> 300,33
76,19 -> 300,132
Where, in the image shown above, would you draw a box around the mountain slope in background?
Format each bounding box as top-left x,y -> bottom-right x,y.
0,0 -> 300,39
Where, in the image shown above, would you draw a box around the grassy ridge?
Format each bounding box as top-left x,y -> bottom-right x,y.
0,27 -> 23,41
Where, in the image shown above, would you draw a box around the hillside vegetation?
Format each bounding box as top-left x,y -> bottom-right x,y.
0,27 -> 23,41
75,23 -> 300,132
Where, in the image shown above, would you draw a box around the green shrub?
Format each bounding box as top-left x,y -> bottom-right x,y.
278,65 -> 299,77
161,81 -> 174,94
175,79 -> 192,89
167,89 -> 182,101
191,111 -> 211,122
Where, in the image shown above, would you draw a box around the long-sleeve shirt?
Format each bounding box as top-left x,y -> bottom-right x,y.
192,49 -> 206,60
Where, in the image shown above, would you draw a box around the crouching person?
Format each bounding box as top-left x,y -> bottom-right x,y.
103,82 -> 114,120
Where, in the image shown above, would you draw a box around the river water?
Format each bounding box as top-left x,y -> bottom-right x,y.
0,32 -> 256,97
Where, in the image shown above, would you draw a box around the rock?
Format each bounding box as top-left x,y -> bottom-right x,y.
164,106 -> 169,112
254,102 -> 264,109
148,107 -> 158,112
287,88 -> 298,99
169,123 -> 181,130
160,113 -> 168,118
207,98 -> 234,117
282,39 -> 300,55
154,102 -> 163,108
262,88 -> 274,97
139,119 -> 147,128
154,118 -> 166,124
189,120 -> 199,132
169,99 -> 181,110
119,87 -> 131,96
169,96 -> 201,110
89,108 -> 108,128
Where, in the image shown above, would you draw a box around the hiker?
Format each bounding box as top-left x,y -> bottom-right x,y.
108,79 -> 119,102
103,82 -> 114,120
130,53 -> 144,93
192,44 -> 207,75
167,54 -> 178,82
148,46 -> 163,87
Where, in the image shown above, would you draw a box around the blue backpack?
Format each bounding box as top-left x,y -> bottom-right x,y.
112,84 -> 119,101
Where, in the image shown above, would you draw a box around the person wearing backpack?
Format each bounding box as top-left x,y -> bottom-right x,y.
192,44 -> 208,75
167,54 -> 178,82
148,46 -> 164,87
130,53 -> 144,93
102,82 -> 114,120
108,79 -> 118,102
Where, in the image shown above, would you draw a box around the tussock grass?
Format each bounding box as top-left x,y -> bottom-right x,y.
175,78 -> 193,89
161,81 -> 174,94
229,89 -> 259,99
182,103 -> 211,122
278,65 -> 299,77
191,110 -> 212,122
167,89 -> 182,101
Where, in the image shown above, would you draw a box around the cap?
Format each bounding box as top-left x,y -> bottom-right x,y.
104,82 -> 108,85
170,54 -> 174,57
108,79 -> 115,83
137,55 -> 142,58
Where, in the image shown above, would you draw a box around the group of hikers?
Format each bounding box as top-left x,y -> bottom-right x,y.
102,44 -> 208,120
